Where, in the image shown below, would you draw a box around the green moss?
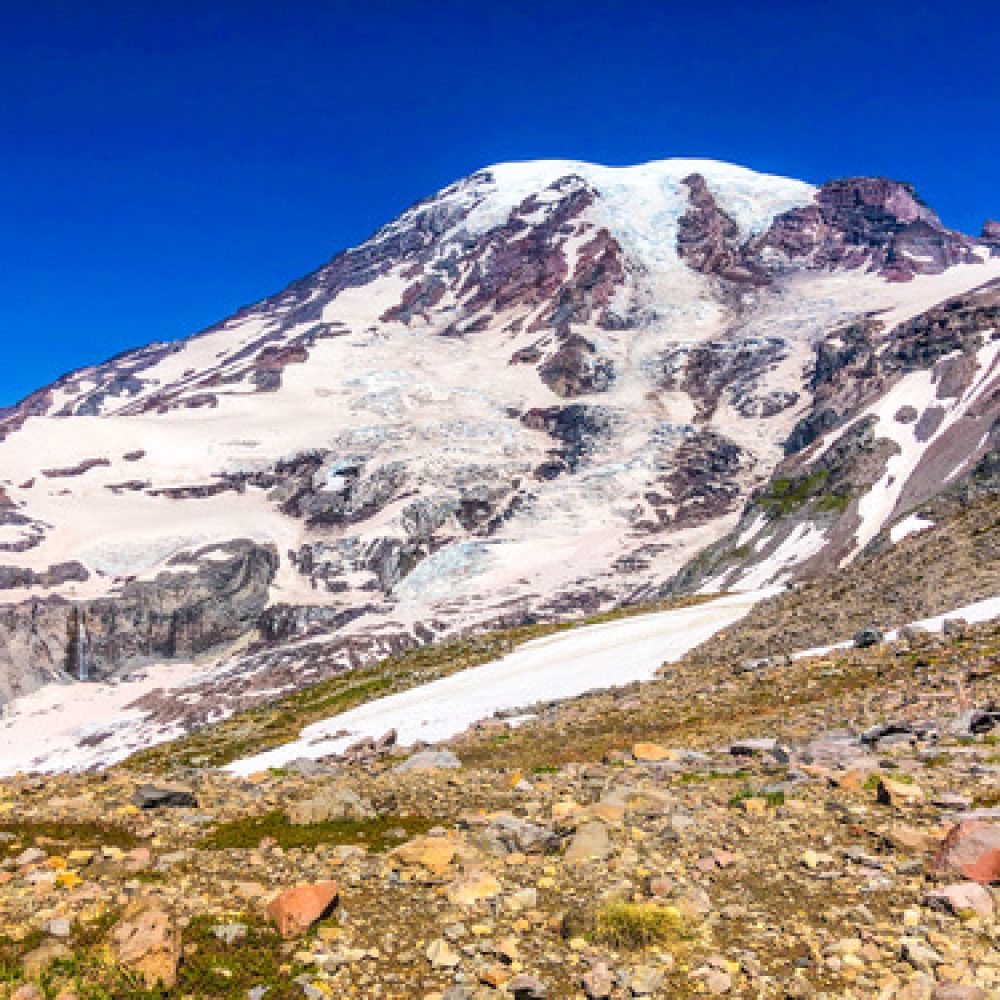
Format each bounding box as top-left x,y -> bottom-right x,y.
199,812 -> 439,852
728,786 -> 785,808
0,820 -> 137,858
757,468 -> 849,516
678,769 -> 749,784
173,915 -> 301,999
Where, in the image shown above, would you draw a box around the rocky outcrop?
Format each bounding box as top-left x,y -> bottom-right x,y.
677,173 -> 770,284
0,540 -> 278,704
754,177 -> 979,280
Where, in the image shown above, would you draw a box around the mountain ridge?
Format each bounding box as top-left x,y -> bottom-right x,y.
0,156 -> 998,757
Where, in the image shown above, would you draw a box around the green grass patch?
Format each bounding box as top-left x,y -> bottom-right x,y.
678,769 -> 749,784
728,786 -> 785,809
199,812 -> 439,852
757,469 -> 849,516
0,820 -> 138,858
863,771 -> 915,791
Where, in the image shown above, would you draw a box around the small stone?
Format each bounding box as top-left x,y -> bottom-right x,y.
46,917 -> 71,938
582,962 -> 615,999
445,870 -> 502,905
925,881 -> 994,919
877,777 -> 925,807
901,937 -> 943,971
508,973 -> 547,998
630,965 -> 664,995
565,821 -> 611,864
426,938 -> 461,969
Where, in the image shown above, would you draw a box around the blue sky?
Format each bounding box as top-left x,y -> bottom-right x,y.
1,0 -> 997,405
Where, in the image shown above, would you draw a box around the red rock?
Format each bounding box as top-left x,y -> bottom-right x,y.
649,877 -> 672,897
933,821 -> 1000,884
265,881 -> 339,938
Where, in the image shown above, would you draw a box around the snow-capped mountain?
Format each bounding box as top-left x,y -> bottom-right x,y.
1,157 -> 998,730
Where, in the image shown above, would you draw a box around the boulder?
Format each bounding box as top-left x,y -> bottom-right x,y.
265,881 -> 339,938
853,627 -> 884,648
132,784 -> 197,810
109,901 -> 181,988
392,749 -> 462,772
934,820 -> 1000,884
631,742 -> 675,762
876,776 -> 925,807
391,835 -> 457,874
444,870 -> 501,906
564,821 -> 611,864
287,786 -> 374,825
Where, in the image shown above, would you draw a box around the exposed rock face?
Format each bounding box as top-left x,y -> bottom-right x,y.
678,173 -> 770,284
755,177 -> 979,280
0,541 -> 277,703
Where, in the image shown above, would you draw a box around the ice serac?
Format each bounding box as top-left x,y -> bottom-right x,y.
0,157 -> 998,742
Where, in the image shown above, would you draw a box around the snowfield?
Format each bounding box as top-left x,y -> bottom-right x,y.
226,591 -> 768,775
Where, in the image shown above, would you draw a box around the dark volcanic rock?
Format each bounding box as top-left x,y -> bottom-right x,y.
0,540 -> 278,704
132,784 -> 198,809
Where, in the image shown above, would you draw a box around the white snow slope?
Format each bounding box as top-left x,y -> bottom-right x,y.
226,591 -> 766,775
227,589 -> 1000,777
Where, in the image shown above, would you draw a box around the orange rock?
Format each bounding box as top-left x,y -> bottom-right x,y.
632,742 -> 676,762
265,881 -> 339,938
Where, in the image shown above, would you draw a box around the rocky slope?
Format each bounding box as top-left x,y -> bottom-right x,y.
0,157 -> 999,749
3,601 -> 1000,998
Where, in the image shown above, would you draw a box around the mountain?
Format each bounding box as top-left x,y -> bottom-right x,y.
1,157 -> 999,739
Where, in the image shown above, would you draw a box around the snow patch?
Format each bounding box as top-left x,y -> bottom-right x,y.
226,591 -> 768,775
890,513 -> 935,544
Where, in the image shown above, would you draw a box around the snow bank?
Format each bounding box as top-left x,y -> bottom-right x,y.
226,591 -> 767,775
890,513 -> 935,544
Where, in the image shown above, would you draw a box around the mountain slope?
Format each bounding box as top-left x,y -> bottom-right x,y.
0,157 -> 998,725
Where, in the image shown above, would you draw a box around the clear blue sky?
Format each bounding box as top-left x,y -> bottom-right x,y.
1,0 -> 997,405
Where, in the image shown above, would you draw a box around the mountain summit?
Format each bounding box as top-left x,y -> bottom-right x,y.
0,158 -> 998,750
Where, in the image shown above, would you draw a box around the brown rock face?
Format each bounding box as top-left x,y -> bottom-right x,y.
756,177 -> 978,280
983,220 -> 1000,247
265,881 -> 339,937
933,820 -> 1000,884
678,173 -> 770,284
109,901 -> 181,988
